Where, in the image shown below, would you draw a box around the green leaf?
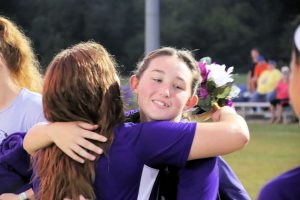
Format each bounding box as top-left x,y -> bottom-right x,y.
217,86 -> 231,99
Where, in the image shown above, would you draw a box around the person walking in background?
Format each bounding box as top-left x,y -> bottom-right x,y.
258,23 -> 300,200
269,66 -> 290,123
0,16 -> 45,200
247,48 -> 261,93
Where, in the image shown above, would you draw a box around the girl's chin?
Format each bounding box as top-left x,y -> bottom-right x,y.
149,115 -> 178,122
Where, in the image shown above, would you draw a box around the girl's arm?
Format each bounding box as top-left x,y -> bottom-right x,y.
23,122 -> 106,163
24,106 -> 249,163
188,106 -> 249,160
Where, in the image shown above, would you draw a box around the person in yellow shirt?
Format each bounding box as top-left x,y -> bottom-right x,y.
250,60 -> 282,102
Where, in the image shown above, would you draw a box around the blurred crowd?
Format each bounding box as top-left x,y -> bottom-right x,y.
236,48 -> 297,123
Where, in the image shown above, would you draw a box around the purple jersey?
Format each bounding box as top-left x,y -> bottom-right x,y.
218,156 -> 250,200
258,166 -> 300,200
93,121 -> 196,199
124,109 -> 247,200
177,158 -> 219,200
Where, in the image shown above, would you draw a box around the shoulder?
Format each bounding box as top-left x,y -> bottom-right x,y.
19,89 -> 43,110
133,121 -> 196,134
114,121 -> 197,140
19,88 -> 42,104
258,167 -> 300,200
18,89 -> 45,122
8,89 -> 42,113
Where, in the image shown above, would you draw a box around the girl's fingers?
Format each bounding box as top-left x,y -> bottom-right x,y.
65,149 -> 85,164
71,144 -> 96,161
77,138 -> 103,155
76,121 -> 98,130
82,131 -> 107,142
79,195 -> 87,200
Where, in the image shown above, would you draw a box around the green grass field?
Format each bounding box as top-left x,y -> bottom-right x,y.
224,123 -> 300,199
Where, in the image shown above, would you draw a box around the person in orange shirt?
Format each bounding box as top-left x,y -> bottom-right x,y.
247,48 -> 261,93
254,55 -> 269,79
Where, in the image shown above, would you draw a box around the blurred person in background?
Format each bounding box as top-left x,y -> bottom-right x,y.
269,66 -> 290,123
247,48 -> 261,93
250,59 -> 281,102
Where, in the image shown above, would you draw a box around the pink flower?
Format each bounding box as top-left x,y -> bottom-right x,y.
198,62 -> 210,83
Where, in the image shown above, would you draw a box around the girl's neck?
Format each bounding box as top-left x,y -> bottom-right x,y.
0,73 -> 22,110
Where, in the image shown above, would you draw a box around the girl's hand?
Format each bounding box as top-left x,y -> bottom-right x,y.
211,109 -> 221,122
211,106 -> 237,122
0,193 -> 19,200
63,195 -> 88,200
48,121 -> 107,163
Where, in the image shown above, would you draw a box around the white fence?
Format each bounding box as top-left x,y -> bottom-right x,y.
233,102 -> 295,123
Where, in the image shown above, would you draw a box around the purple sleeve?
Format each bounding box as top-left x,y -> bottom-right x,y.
0,132 -> 32,178
132,121 -> 196,168
258,166 -> 300,200
0,132 -> 32,193
0,163 -> 30,193
177,157 -> 219,200
218,156 -> 251,200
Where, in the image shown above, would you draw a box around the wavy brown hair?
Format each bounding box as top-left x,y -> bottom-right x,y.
0,16 -> 42,92
32,41 -> 124,200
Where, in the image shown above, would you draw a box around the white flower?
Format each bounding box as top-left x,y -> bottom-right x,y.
206,63 -> 234,87
227,84 -> 241,99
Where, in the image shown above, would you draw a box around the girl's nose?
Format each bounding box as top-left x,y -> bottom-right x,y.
159,84 -> 171,97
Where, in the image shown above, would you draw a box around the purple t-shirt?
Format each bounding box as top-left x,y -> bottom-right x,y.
258,166 -> 300,200
94,121 -> 196,199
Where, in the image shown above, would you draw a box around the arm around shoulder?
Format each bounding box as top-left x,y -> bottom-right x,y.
23,122 -> 54,155
188,106 -> 249,160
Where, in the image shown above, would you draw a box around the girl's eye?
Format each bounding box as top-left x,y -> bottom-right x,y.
153,78 -> 162,83
174,84 -> 184,90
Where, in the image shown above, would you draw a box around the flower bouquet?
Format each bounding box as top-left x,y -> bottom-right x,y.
188,57 -> 240,121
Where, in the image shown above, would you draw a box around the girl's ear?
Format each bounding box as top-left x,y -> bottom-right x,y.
129,75 -> 139,95
184,95 -> 198,111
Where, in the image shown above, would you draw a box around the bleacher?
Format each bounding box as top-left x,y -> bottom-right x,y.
233,102 -> 296,123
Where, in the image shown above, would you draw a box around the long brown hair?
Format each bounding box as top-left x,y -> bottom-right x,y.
0,16 -> 42,92
32,42 -> 124,200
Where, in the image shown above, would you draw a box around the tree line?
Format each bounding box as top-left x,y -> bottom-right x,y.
1,0 -> 299,74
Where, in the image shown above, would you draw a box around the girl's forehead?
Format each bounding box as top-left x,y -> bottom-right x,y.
145,55 -> 193,83
147,55 -> 186,69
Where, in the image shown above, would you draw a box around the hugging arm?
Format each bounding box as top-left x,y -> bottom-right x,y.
188,106 -> 249,160
23,122 -> 106,163
24,106 -> 249,163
